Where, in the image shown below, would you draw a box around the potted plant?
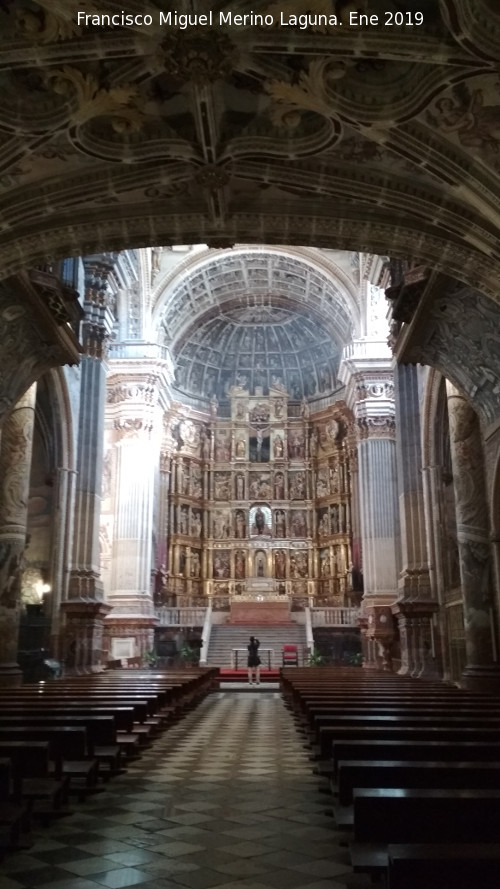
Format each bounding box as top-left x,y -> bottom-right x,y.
143,649 -> 158,668
179,642 -> 199,667
308,649 -> 325,666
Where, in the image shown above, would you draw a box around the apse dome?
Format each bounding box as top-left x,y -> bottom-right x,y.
155,246 -> 359,403
174,305 -> 340,402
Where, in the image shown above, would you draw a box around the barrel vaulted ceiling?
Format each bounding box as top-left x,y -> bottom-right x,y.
0,1 -> 500,299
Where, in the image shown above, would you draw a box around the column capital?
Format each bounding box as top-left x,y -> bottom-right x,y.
356,414 -> 396,441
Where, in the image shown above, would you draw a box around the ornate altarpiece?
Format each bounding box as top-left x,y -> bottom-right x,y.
165,386 -> 353,606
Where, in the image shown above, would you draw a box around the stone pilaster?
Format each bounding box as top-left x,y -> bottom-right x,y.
0,384 -> 36,686
63,255 -> 115,672
49,466 -> 77,658
392,364 -> 438,678
338,340 -> 399,669
446,382 -> 500,692
105,356 -> 173,658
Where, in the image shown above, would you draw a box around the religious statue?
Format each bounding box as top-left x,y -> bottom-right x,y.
191,552 -> 201,578
234,551 -> 246,579
179,507 -> 189,535
274,399 -> 284,419
290,472 -> 305,499
256,429 -> 263,460
191,511 -> 202,538
310,427 -> 318,457
275,550 -> 286,579
235,473 -> 245,499
274,472 -> 285,500
253,507 -> 266,535
235,438 -> 246,458
275,509 -> 286,538
273,434 -> 284,459
202,429 -> 211,460
210,396 -> 218,419
235,509 -> 246,539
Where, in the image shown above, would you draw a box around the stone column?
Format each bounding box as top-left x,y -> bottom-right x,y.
49,466 -> 77,658
105,358 -> 172,658
0,385 -> 36,686
62,256 -> 115,671
392,364 -> 438,678
106,415 -> 157,658
357,421 -> 399,668
158,447 -> 172,577
338,342 -> 399,669
446,382 -> 500,691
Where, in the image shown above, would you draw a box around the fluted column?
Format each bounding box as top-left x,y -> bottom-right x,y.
392,364 -> 438,678
0,384 -> 36,685
105,356 -> 173,658
49,466 -> 77,657
338,342 -> 399,670
62,256 -> 115,673
446,382 -> 499,691
67,257 -> 114,600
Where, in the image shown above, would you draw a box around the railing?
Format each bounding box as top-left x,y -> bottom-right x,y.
311,607 -> 360,627
232,648 -> 274,670
108,342 -> 173,363
199,601 -> 213,666
341,339 -> 391,361
305,607 -> 315,651
155,607 -> 207,626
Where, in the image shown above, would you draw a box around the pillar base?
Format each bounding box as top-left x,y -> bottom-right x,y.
104,615 -> 157,663
61,598 -> 111,673
460,664 -> 500,694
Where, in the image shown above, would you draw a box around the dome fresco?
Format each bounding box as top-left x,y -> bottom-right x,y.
173,305 -> 341,402
157,248 -> 358,403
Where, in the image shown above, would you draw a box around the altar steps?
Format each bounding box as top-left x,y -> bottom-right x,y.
206,623 -> 307,668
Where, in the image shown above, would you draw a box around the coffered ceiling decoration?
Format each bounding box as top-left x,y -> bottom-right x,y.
0,1 -> 500,297
155,246 -> 356,403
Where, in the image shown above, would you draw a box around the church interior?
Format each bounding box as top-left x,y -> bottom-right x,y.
1,0 -> 500,885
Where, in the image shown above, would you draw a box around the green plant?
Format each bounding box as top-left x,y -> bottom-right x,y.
308,649 -> 325,666
143,649 -> 158,667
348,652 -> 363,666
180,643 -> 199,665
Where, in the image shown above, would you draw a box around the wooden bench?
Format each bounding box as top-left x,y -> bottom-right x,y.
0,714 -> 122,778
336,758 -> 500,806
0,726 -> 98,799
350,788 -> 500,877
332,739 -> 500,775
0,741 -> 63,835
318,723 -> 500,761
387,843 -> 500,889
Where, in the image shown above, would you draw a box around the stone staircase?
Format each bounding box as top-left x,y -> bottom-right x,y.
206,623 -> 308,669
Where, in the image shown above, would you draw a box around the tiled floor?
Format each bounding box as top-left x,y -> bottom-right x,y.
0,690 -> 369,889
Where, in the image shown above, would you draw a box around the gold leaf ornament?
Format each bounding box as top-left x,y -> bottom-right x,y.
45,67 -> 144,131
265,58 -> 343,119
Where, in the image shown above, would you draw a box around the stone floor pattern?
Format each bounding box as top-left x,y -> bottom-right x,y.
0,690 -> 368,889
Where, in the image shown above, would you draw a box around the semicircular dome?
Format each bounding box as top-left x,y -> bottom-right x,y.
157,247 -> 358,403
173,304 -> 341,402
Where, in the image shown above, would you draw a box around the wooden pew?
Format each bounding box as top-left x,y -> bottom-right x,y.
336,759 -> 500,806
0,741 -> 61,835
318,723 -> 500,761
332,739 -> 500,775
0,714 -> 122,778
387,843 -> 500,889
0,726 -> 98,798
350,788 -> 500,877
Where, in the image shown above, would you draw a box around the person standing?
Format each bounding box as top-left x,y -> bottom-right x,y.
247,635 -> 261,685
